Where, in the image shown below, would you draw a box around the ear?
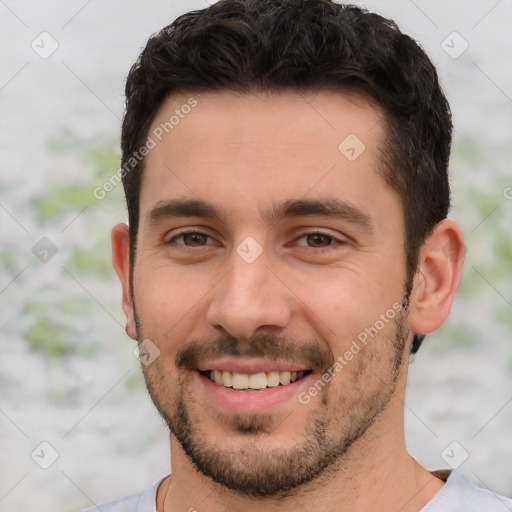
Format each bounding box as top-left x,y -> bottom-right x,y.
408,219 -> 466,335
111,223 -> 137,340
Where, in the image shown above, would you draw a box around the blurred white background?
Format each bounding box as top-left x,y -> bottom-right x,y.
0,1 -> 511,510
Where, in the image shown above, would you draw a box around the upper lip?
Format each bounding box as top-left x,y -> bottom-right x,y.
197,358 -> 311,374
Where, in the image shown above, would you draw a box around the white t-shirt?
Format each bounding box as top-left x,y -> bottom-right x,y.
80,470 -> 512,511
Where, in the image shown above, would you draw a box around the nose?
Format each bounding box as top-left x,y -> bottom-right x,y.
205,247 -> 292,340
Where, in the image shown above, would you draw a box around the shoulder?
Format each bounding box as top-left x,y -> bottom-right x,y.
422,470 -> 512,512
78,475 -> 168,512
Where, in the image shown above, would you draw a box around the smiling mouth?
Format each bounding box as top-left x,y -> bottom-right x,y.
200,369 -> 313,391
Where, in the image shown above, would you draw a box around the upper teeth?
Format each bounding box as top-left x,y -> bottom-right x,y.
209,370 -> 305,390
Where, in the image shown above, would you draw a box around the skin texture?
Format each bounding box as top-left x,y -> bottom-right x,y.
112,90 -> 465,511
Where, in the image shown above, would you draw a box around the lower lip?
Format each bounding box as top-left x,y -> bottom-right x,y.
198,372 -> 313,413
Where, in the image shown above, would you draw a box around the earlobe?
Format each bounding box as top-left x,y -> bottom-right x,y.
111,223 -> 138,340
408,219 -> 466,336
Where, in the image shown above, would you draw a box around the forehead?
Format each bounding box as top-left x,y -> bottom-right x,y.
140,90 -> 393,226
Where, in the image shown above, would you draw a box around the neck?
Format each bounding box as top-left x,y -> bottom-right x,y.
158,394 -> 445,512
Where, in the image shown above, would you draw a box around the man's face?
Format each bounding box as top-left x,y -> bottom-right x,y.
131,91 -> 412,496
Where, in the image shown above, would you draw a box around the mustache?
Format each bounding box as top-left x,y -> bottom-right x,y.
176,332 -> 335,373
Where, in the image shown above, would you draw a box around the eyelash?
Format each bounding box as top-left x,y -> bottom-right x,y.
165,229 -> 345,252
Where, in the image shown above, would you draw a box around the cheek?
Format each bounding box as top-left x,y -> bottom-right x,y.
288,267 -> 402,345
133,265 -> 205,334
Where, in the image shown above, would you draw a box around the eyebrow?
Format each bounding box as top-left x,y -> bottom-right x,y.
147,199 -> 226,226
264,198 -> 374,231
146,197 -> 374,232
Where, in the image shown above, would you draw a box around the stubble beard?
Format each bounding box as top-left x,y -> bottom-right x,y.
134,296 -> 410,497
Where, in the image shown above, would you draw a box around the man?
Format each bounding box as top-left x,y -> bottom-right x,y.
83,1 -> 511,510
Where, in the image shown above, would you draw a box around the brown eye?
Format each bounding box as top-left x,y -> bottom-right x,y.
166,230 -> 213,247
306,233 -> 332,248
182,233 -> 208,246
293,230 -> 346,252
